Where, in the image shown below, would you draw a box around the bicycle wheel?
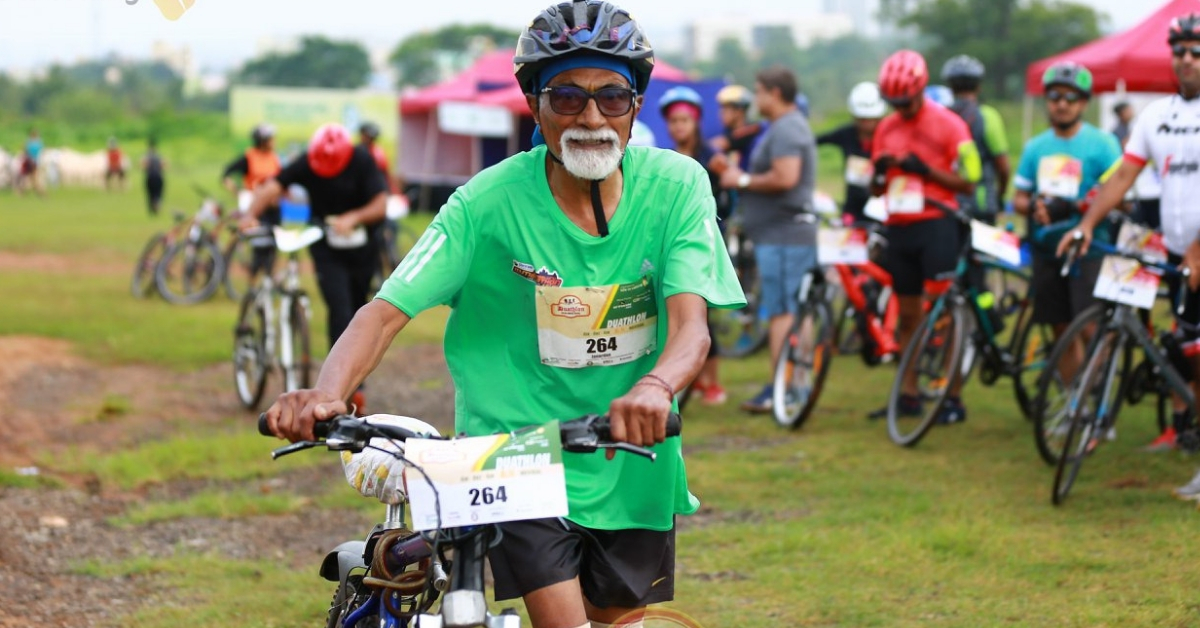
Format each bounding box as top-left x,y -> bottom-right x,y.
1032,304 -> 1107,466
887,298 -> 966,447
283,294 -> 313,392
1052,326 -> 1125,505
1010,308 -> 1054,420
130,233 -> 168,298
325,574 -> 376,628
772,299 -> 835,429
232,289 -> 269,410
713,249 -> 767,357
155,235 -> 225,305
222,234 -> 265,301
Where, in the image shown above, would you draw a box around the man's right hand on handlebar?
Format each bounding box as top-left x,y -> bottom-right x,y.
1056,223 -> 1093,258
265,389 -> 349,442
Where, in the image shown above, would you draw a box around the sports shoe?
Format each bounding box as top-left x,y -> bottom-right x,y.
1171,469 -> 1200,501
700,383 -> 728,405
1144,427 -> 1177,453
868,394 -> 922,420
350,390 -> 367,417
740,384 -> 774,414
935,397 -> 967,425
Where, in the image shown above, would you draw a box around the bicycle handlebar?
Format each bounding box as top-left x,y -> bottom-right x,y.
258,412 -> 683,462
1061,231 -> 1191,315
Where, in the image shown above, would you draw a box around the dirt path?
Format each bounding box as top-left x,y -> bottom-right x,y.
0,335 -> 456,627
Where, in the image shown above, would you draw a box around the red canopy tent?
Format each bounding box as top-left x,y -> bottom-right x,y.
1024,0 -> 1200,96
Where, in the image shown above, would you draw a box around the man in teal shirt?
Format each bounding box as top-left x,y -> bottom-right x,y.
1013,62 -> 1120,345
262,1 -> 745,626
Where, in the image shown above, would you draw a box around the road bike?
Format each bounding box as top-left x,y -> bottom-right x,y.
1040,235 -> 1197,504
233,226 -> 319,410
257,412 -> 681,628
885,202 -> 1047,447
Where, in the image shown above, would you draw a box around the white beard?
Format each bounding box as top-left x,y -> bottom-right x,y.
558,128 -> 624,180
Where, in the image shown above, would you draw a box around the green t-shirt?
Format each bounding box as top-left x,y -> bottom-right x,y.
376,145 -> 746,531
979,104 -> 1009,156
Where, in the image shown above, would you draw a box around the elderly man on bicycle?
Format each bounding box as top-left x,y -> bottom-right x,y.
263,2 -> 745,626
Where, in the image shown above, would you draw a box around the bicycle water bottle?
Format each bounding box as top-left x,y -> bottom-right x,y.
977,291 -> 1005,334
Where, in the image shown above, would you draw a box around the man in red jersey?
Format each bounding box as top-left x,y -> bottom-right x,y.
868,49 -> 982,424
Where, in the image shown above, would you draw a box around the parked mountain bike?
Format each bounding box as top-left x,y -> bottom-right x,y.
1040,234 -> 1197,505
130,210 -> 189,299
829,224 -> 900,367
885,201 -> 1048,447
710,221 -> 767,358
153,189 -> 228,305
233,226 -> 319,410
771,260 -> 836,429
256,411 -> 681,628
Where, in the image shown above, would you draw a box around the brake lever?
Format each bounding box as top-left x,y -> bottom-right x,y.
600,442 -> 657,461
1179,268 -> 1192,317
1060,232 -> 1083,278
270,441 -> 319,460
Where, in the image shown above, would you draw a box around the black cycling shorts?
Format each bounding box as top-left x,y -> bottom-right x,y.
488,517 -> 675,608
884,217 -> 960,296
1166,252 -> 1200,351
1031,254 -> 1103,326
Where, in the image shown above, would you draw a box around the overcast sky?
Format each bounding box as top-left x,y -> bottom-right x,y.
0,0 -> 1159,72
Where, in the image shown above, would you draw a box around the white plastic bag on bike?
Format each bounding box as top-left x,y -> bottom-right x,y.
340,414 -> 441,505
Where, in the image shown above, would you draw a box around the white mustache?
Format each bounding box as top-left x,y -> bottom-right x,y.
561,128 -> 620,145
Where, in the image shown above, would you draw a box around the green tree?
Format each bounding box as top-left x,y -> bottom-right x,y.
795,34 -> 893,120
389,24 -> 520,88
235,36 -> 371,89
758,26 -> 801,70
698,37 -> 756,88
882,0 -> 1106,98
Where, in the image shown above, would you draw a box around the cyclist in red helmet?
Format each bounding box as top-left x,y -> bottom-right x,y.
869,49 -> 982,425
242,123 -> 388,414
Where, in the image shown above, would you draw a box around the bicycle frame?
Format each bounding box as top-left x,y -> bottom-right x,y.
833,260 -> 899,359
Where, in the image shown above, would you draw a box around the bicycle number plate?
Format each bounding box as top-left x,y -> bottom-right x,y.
817,227 -> 868,265
404,421 -> 568,531
1093,256 -> 1159,310
970,220 -> 1022,267
1115,222 -> 1168,263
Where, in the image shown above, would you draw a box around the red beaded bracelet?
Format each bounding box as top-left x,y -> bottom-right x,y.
637,373 -> 674,396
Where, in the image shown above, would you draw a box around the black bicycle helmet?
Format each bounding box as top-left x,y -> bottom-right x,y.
1041,61 -> 1094,97
1169,12 -> 1200,44
359,121 -> 381,141
513,0 -> 655,94
251,123 -> 275,147
941,55 -> 984,91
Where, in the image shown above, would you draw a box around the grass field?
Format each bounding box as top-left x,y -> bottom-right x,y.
4,146 -> 1200,628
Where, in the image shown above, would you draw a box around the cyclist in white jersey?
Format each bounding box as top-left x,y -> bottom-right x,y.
1059,12 -> 1200,495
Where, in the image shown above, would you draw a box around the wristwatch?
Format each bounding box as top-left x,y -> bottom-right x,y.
737,173 -> 751,189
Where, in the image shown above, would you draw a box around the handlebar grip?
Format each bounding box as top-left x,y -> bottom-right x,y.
258,412 -> 336,439
665,412 -> 682,438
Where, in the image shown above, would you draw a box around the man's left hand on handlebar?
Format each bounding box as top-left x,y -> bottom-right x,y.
605,381 -> 674,460
1184,240 -> 1200,291
265,389 -> 349,442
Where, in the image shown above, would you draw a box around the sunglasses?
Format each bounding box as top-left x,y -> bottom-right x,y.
1173,43 -> 1200,58
1046,89 -> 1084,103
540,85 -> 638,117
885,97 -> 914,109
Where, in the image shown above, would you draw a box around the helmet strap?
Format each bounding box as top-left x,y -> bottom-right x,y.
590,179 -> 609,238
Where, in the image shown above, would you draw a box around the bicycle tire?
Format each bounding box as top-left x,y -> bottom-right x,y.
222,234 -> 261,301
325,574 -> 376,628
1010,305 -> 1053,420
887,298 -> 966,447
1051,326 -> 1125,505
284,295 -> 313,392
155,235 -> 225,305
1031,304 -> 1107,466
232,289 -> 269,410
130,232 -> 168,298
772,299 -> 835,429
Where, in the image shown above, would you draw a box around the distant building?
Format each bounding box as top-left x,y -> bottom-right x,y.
683,14 -> 855,64
823,0 -> 876,35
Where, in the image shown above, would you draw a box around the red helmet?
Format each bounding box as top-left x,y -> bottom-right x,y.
878,49 -> 929,102
307,124 -> 354,178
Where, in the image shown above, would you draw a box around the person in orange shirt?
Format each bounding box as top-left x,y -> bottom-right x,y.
223,124 -> 281,205
357,121 -> 400,194
105,137 -> 125,191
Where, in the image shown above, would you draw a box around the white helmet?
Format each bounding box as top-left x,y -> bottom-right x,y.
848,82 -> 886,119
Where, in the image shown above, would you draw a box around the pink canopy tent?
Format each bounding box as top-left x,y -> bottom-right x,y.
1025,0 -> 1200,95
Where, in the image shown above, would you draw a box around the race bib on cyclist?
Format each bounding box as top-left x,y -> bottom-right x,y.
970,220 -> 1022,267
404,423 -> 568,531
536,278 -> 658,369
1037,155 -> 1083,199
817,227 -> 869,265
845,155 -> 873,187
885,176 -> 924,214
1115,222 -> 1168,264
1092,256 -> 1159,310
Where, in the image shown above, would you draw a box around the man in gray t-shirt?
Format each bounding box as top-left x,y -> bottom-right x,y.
719,65 -> 819,413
